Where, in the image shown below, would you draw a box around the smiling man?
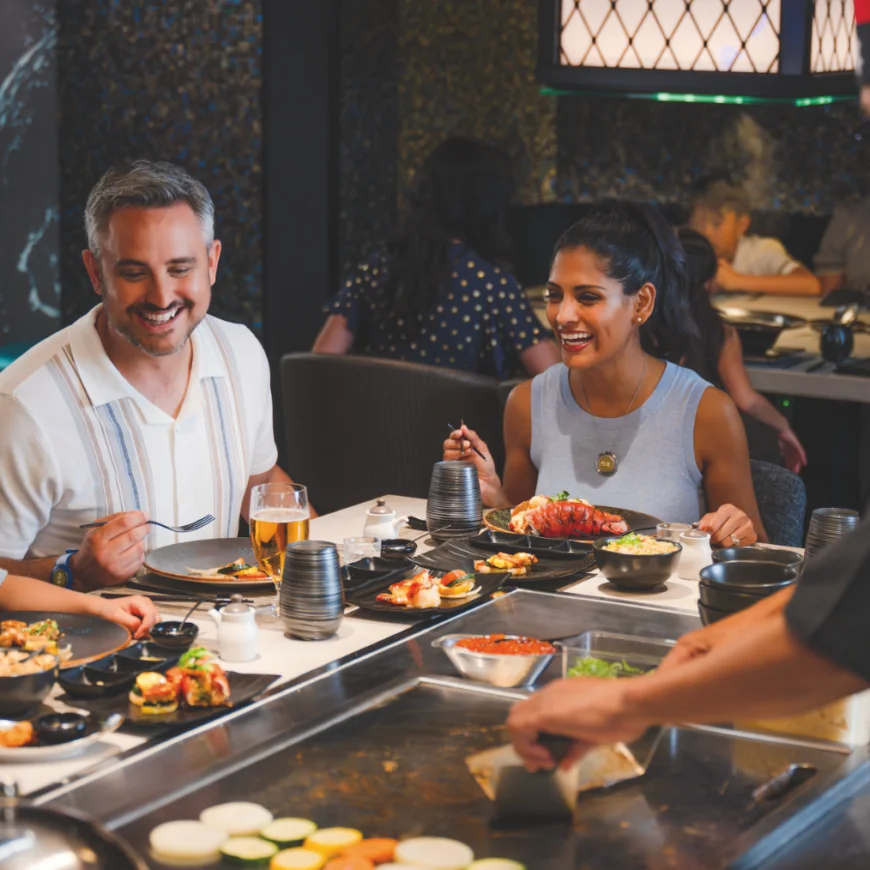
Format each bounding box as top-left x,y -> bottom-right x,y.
0,160 -> 299,591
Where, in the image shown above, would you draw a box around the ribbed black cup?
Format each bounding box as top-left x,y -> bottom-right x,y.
805,507 -> 859,559
426,461 -> 482,543
280,541 -> 343,641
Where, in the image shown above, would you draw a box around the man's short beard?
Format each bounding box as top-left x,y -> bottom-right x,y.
111,312 -> 203,357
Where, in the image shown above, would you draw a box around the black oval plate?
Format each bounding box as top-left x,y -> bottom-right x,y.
484,505 -> 660,543
2,611 -> 131,669
412,540 -> 594,583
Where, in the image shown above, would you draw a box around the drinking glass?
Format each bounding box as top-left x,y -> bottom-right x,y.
656,522 -> 691,543
343,536 -> 381,565
249,482 -> 310,617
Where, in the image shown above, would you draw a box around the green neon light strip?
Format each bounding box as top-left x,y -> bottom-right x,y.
541,88 -> 855,106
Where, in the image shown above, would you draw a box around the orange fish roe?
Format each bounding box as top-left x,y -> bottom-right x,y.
455,633 -> 556,655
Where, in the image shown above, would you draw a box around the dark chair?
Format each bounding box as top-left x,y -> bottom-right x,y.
280,353 -> 505,515
750,459 -> 807,548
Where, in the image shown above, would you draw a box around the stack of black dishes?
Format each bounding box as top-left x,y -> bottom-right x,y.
280,541 -> 343,641
698,561 -> 798,625
805,508 -> 859,559
711,545 -> 804,575
426,461 -> 482,543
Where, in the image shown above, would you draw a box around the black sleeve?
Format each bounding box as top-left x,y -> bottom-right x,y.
785,515 -> 870,682
860,22 -> 870,86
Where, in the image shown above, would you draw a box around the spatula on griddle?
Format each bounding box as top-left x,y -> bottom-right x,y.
466,727 -> 662,823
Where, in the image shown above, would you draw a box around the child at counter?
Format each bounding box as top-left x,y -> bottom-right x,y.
0,566 -> 158,638
444,199 -> 766,548
688,174 -> 821,297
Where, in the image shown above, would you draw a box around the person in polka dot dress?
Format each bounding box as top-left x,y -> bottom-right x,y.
314,138 -> 559,380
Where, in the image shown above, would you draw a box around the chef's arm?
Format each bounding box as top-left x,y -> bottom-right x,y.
622,612 -> 867,725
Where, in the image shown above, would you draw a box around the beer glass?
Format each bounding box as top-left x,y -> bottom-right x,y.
250,482 -> 310,617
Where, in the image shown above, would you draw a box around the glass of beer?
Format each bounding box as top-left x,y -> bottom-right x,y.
250,482 -> 310,617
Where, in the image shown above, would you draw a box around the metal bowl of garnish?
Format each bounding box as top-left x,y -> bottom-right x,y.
432,633 -> 557,688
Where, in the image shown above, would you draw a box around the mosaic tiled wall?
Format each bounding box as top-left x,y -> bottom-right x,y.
0,1 -> 59,349
56,0 -> 263,330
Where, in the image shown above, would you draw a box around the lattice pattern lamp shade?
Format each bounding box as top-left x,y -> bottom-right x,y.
541,0 -> 858,100
811,0 -> 857,72
560,0 -> 782,73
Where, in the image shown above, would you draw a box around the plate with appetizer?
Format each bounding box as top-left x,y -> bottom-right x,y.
0,712 -> 124,762
144,539 -> 275,590
411,540 -> 595,583
62,647 -> 280,729
345,566 -> 510,618
484,493 -> 660,544
0,611 -> 130,668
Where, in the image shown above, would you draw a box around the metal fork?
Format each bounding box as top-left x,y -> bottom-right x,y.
79,513 -> 215,533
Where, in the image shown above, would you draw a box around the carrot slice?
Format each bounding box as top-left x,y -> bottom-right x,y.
341,838 -> 398,864
323,858 -> 375,870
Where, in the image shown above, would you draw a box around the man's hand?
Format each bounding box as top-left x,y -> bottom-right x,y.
507,677 -> 647,772
658,628 -> 714,672
88,594 -> 160,639
715,259 -> 747,292
72,511 -> 150,590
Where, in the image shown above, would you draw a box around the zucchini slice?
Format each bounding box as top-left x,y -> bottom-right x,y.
261,818 -> 319,847
271,848 -> 327,870
221,837 -> 279,865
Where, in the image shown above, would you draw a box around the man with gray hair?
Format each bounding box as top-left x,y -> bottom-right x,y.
0,160 -> 302,591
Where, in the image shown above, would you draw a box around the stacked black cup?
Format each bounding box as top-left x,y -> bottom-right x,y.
805,507 -> 860,559
426,461 -> 482,543
280,541 -> 343,641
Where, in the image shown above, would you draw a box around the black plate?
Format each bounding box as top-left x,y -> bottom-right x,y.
57,670 -> 279,729
2,610 -> 131,668
483,505 -> 660,543
345,565 -> 510,619
468,529 -> 595,559
412,540 -> 594,583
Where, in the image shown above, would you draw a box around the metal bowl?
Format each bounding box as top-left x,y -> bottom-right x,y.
432,633 -> 556,688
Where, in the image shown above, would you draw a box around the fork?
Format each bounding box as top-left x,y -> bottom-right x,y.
80,513 -> 215,533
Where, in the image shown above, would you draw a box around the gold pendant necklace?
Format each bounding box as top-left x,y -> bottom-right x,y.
579,355 -> 648,476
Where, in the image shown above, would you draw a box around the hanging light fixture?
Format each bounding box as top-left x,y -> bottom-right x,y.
537,0 -> 858,104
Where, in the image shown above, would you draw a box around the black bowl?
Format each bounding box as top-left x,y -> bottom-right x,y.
0,667 -> 58,717
712,546 -> 804,574
58,665 -> 134,699
116,642 -> 179,672
735,322 -> 782,356
698,601 -> 731,626
593,538 -> 682,591
698,579 -> 770,613
380,539 -> 418,559
149,621 -> 199,651
699,561 -> 798,594
34,712 -> 88,744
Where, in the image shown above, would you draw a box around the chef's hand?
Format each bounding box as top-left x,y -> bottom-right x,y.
72,511 -> 150,590
442,425 -> 505,508
658,627 -> 715,672
715,259 -> 746,292
777,427 -> 807,474
699,503 -> 757,548
88,595 -> 160,639
507,678 -> 648,772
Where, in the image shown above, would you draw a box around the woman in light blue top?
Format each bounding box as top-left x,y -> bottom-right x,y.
445,200 -> 766,546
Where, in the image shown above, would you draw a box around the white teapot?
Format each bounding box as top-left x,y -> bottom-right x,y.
209,594 -> 259,663
363,499 -> 409,541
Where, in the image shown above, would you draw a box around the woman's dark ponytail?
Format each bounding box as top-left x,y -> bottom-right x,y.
553,200 -> 698,363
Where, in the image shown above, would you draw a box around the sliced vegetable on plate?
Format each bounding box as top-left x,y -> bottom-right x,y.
393,837 -> 474,869
271,848 -> 327,870
261,818 -> 319,848
149,820 -> 228,864
339,838 -> 398,863
200,801 -> 274,836
221,836 -> 280,865
305,828 -> 364,858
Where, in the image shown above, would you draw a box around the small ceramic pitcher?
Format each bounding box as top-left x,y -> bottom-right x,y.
678,529 -> 713,581
363,499 -> 409,541
209,594 -> 259,662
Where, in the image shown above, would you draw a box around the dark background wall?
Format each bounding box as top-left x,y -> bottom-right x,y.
55,0 -> 263,332
0,1 -> 59,353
